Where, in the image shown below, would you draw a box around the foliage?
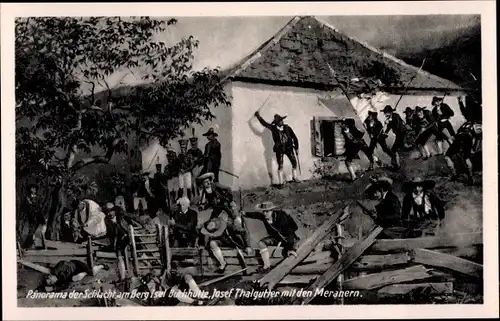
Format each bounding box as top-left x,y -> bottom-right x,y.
66,173 -> 99,199
15,16 -> 231,239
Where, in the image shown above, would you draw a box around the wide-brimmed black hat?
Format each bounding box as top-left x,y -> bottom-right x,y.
189,136 -> 198,143
381,105 -> 396,113
415,106 -> 427,113
403,176 -> 436,190
364,176 -> 394,196
432,96 -> 443,105
155,163 -> 162,168
403,107 -> 413,114
368,110 -> 378,117
343,118 -> 356,127
271,114 -> 287,124
197,172 -> 215,182
202,127 -> 218,137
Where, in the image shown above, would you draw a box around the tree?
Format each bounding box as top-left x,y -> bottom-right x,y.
15,17 -> 231,240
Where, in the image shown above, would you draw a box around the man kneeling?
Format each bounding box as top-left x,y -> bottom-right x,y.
242,201 -> 299,272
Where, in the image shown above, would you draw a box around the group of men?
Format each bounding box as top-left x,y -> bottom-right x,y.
335,95 -> 481,183
124,127 -> 222,218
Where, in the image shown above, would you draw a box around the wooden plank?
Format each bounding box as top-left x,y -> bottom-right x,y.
23,248 -> 88,257
342,265 -> 432,290
198,268 -> 249,287
289,263 -> 332,275
294,226 -> 383,305
433,246 -> 480,261
243,274 -> 319,285
350,252 -> 411,270
378,282 -> 453,296
18,259 -> 51,274
370,232 -> 483,253
87,237 -> 94,269
22,255 -> 86,265
163,225 -> 171,273
129,225 -> 139,276
412,248 -> 483,278
44,240 -> 85,250
258,203 -> 353,290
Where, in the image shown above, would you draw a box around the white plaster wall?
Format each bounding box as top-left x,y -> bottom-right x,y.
231,82 -> 344,189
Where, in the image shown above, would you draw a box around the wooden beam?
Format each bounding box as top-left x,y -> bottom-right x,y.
23,248 -> 88,257
351,252 -> 411,270
412,248 -> 483,278
433,246 -> 480,261
87,237 -> 94,270
22,255 -> 86,265
294,226 -> 383,305
290,263 -> 332,275
258,202 -> 353,290
342,265 -> 432,290
129,225 -> 139,276
163,225 -> 171,273
44,240 -> 86,250
378,282 -> 453,296
242,274 -> 319,285
370,232 -> 482,253
18,259 -> 51,274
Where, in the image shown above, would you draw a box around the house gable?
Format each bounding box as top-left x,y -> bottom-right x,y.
228,16 -> 462,91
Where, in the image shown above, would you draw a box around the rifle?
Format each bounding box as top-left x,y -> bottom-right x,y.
356,200 -> 377,220
394,58 -> 426,110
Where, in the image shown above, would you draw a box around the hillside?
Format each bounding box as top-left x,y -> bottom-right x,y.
397,24 -> 481,88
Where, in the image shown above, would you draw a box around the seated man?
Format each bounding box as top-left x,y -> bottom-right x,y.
200,212 -> 252,273
168,197 -> 198,247
362,176 -> 404,238
196,172 -> 235,219
104,206 -> 129,254
59,208 -> 75,243
402,177 -> 445,237
41,260 -> 108,292
242,201 -> 299,272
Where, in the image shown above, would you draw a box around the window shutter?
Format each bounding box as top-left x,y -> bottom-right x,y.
311,117 -> 324,157
333,122 -> 346,156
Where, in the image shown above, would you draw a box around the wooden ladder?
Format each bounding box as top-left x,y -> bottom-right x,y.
128,224 -> 171,277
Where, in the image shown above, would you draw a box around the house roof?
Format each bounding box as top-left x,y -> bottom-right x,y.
227,16 -> 462,91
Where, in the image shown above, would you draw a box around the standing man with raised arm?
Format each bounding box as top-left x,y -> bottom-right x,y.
254,111 -> 300,187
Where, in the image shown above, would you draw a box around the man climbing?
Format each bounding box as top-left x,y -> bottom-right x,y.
362,176 -> 403,238
402,177 -> 445,237
431,96 -> 455,155
196,172 -> 235,219
254,112 -> 300,187
340,118 -> 374,181
201,127 -> 222,183
187,136 -> 204,197
242,201 -> 299,272
444,121 -> 482,185
177,139 -> 194,200
168,197 -> 199,247
363,111 -> 390,167
412,106 -> 435,160
380,105 -> 407,169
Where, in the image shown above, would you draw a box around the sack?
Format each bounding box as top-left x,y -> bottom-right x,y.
83,211 -> 107,238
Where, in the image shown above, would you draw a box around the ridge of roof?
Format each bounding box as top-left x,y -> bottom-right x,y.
312,16 -> 459,89
227,15 -> 461,90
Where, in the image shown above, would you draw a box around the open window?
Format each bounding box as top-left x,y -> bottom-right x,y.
311,116 -> 346,158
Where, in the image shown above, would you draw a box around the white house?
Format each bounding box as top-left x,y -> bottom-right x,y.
139,16 -> 470,190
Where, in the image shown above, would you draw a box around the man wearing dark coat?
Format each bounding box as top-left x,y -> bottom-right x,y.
364,111 -> 391,165
458,95 -> 482,123
196,172 -> 235,220
152,164 -> 169,215
412,106 -> 435,160
187,136 -> 204,196
242,201 -> 300,272
431,96 -> 455,154
362,176 -> 403,238
168,197 -> 198,248
340,118 -> 374,181
22,183 -> 46,248
380,105 -> 407,169
402,177 -> 445,237
201,127 -> 222,183
444,121 -> 482,185
254,111 -> 300,186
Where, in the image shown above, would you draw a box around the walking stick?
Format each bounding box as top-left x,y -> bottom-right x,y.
294,148 -> 302,176
393,58 -> 426,110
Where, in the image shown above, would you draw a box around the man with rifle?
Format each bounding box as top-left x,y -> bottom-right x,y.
412,106 -> 435,160
431,96 -> 455,155
364,111 -> 390,167
380,105 -> 407,170
254,111 -> 300,187
358,176 -> 404,238
178,139 -> 194,200
241,201 -> 299,272
340,118 -> 375,181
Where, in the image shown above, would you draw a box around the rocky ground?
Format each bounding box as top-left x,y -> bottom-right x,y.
17,153 -> 483,307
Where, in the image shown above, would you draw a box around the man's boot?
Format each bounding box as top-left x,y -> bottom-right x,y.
277,170 -> 284,188
346,163 -> 357,181
292,169 -> 300,182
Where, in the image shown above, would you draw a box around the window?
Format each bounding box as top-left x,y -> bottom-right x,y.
311,116 -> 346,158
